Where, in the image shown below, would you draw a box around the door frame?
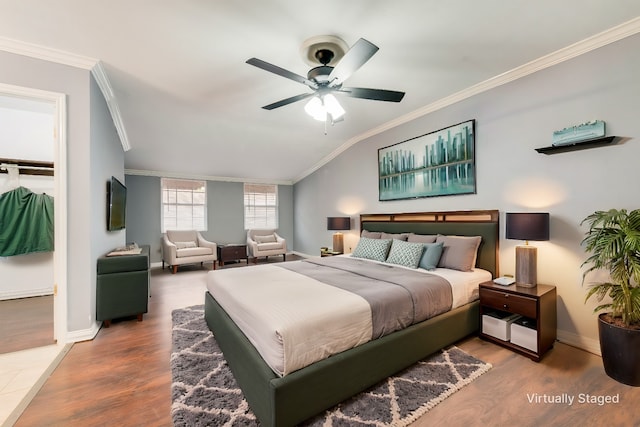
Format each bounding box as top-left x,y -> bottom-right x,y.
0,82 -> 67,344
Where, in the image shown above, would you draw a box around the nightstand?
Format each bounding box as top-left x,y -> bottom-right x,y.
479,281 -> 557,361
320,248 -> 343,257
217,244 -> 248,267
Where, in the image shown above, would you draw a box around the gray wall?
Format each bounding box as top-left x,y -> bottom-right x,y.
89,76 -> 126,326
0,50 -> 125,336
125,175 -> 162,258
293,33 -> 640,352
125,175 -> 294,263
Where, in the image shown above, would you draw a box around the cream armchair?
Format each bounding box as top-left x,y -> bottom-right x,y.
161,230 -> 217,273
247,229 -> 287,263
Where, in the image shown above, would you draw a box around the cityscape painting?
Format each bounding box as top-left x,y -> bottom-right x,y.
378,120 -> 476,201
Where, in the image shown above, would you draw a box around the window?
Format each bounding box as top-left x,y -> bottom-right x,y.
161,178 -> 206,232
244,183 -> 278,229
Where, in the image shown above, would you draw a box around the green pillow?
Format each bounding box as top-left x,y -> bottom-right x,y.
419,241 -> 444,270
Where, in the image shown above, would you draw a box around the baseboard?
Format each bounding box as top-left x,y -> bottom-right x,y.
0,288 -> 53,301
291,250 -> 312,258
557,329 -> 601,356
65,322 -> 101,343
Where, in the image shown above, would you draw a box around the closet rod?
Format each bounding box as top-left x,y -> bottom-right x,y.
1,163 -> 53,171
0,158 -> 54,177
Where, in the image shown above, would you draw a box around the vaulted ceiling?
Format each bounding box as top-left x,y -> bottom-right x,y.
1,1 -> 639,183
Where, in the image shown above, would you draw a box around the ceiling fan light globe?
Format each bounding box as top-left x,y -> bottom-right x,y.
323,94 -> 345,120
304,97 -> 327,121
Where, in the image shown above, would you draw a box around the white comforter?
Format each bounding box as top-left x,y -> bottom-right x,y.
206,257 -> 490,377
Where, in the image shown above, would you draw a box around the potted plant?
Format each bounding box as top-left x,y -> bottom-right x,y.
581,208 -> 640,386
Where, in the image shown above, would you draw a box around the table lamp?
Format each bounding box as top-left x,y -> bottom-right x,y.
327,217 -> 350,253
505,212 -> 550,288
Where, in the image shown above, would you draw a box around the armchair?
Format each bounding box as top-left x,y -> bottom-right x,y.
247,229 -> 287,263
161,230 -> 217,273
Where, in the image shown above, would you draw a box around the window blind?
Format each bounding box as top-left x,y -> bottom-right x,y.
244,183 -> 278,229
161,178 -> 207,232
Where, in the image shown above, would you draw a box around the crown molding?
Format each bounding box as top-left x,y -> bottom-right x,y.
0,36 -> 97,69
0,36 -> 131,152
91,62 -> 131,151
124,169 -> 294,186
293,16 -> 640,183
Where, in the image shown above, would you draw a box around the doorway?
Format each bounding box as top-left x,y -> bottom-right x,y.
0,83 -> 67,352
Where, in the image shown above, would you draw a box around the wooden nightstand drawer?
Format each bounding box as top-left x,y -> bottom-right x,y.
480,288 -> 537,318
222,246 -> 245,257
217,244 -> 248,267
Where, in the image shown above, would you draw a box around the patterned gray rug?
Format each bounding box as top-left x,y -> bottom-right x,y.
171,305 -> 491,426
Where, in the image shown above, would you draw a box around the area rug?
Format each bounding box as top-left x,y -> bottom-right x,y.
171,305 -> 491,426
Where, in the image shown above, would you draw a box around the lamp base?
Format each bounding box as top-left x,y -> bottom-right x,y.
332,233 -> 344,254
515,245 -> 537,288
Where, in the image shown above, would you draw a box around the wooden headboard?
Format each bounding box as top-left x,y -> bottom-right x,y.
360,210 -> 500,277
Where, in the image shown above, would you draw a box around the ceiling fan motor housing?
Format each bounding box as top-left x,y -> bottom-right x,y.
314,48 -> 334,65
307,65 -> 334,85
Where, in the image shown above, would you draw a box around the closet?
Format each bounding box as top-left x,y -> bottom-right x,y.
0,95 -> 56,354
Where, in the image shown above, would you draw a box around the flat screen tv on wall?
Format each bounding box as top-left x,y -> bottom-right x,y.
107,176 -> 126,231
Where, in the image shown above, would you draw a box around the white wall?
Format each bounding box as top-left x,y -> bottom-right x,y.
293,33 -> 640,354
0,100 -> 55,300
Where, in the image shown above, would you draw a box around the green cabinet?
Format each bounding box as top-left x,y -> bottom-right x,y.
96,245 -> 149,326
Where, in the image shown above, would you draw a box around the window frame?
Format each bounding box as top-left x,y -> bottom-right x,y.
161,178 -> 207,232
243,183 -> 278,230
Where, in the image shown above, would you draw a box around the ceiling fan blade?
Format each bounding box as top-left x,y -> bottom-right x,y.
262,93 -> 315,110
338,87 -> 405,102
246,58 -> 317,89
328,38 -> 379,87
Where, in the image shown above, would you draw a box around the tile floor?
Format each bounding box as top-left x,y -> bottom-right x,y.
0,344 -> 69,427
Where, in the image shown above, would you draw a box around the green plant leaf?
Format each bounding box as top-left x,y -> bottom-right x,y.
581,209 -> 640,327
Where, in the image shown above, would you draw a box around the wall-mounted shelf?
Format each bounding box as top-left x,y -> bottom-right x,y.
535,136 -> 617,154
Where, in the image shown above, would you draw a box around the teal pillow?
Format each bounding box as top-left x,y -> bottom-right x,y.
385,239 -> 425,269
419,241 -> 444,270
352,237 -> 392,262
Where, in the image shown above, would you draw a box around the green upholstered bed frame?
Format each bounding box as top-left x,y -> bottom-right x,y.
204,210 -> 499,426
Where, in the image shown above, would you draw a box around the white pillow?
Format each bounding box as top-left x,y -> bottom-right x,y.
255,234 -> 277,244
175,241 -> 197,249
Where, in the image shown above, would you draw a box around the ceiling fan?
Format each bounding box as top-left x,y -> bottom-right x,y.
246,36 -> 405,123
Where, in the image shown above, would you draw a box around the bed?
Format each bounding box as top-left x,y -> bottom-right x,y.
204,210 -> 499,426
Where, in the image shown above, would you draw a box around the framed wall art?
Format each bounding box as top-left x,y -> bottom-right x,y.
378,119 -> 476,201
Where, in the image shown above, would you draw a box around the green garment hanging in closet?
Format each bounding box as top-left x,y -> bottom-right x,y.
0,186 -> 54,256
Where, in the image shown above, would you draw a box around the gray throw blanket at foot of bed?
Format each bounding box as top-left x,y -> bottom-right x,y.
279,256 -> 453,338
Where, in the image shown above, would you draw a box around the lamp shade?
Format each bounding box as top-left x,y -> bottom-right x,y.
327,217 -> 350,231
506,212 -> 550,241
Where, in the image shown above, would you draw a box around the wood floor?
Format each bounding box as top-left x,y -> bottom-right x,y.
15,260 -> 640,427
0,295 -> 54,354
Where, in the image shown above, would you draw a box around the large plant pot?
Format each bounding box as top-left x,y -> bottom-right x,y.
598,313 -> 640,386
